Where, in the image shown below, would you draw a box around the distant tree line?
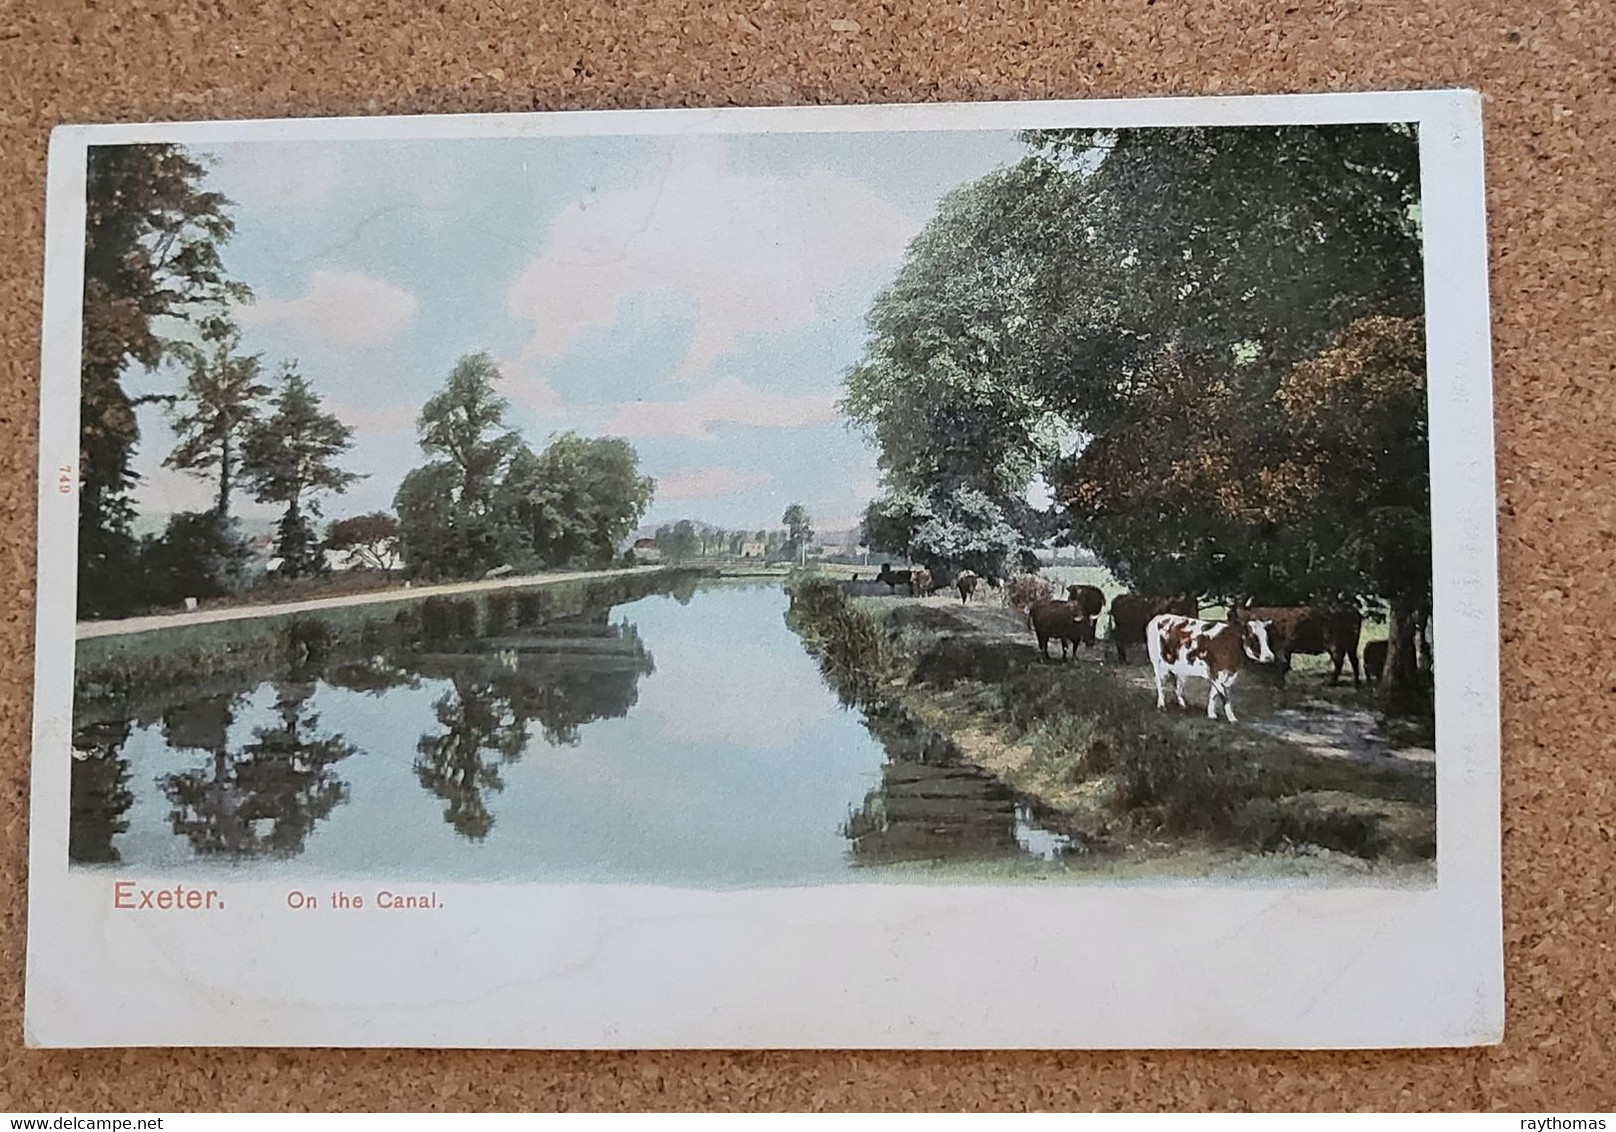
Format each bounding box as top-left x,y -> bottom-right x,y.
639,504 -> 817,565
846,124 -> 1430,691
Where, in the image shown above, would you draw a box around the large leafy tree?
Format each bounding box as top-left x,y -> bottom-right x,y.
861,485 -> 1039,579
845,124 -> 1431,691
395,463 -> 478,580
844,163 -> 1071,577
242,364 -> 362,578
394,352 -> 522,580
79,143 -> 246,616
499,433 -> 654,569
417,352 -> 520,516
164,331 -> 270,519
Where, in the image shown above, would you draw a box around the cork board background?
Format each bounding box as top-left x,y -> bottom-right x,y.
0,0 -> 1610,1113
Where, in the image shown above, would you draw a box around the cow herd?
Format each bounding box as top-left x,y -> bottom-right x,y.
857,562 -> 1396,726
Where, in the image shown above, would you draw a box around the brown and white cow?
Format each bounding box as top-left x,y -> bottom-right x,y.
1241,605 -> 1363,686
1146,611 -> 1276,722
1027,599 -> 1096,661
1108,593 -> 1199,663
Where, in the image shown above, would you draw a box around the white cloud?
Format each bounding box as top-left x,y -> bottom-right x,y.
655,467 -> 772,501
236,269 -> 419,351
603,376 -> 838,440
227,143 -> 345,208
507,135 -> 919,381
325,400 -> 419,436
495,359 -> 565,418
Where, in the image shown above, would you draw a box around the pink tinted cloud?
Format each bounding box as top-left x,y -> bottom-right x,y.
604,377 -> 838,441
495,359 -> 565,417
655,467 -> 772,501
236,268 -> 419,350
506,135 -> 918,381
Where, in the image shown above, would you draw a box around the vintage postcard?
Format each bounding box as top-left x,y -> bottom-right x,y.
26,91 -> 1502,1048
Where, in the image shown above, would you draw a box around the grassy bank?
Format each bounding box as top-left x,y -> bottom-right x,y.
784,574 -> 1435,875
76,566 -> 709,720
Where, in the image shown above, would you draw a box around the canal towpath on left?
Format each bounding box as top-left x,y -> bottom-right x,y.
76,566 -> 676,640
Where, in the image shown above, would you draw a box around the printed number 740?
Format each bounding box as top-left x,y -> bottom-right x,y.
57,465 -> 74,494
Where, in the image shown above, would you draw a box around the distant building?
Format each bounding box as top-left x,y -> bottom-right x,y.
740,540 -> 767,559
632,537 -> 662,563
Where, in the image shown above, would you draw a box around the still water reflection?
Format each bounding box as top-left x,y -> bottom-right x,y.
71,582 -> 1071,885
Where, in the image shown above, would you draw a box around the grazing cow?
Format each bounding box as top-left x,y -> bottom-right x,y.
1363,638 -> 1388,685
1147,612 -> 1276,722
911,566 -> 935,597
1028,599 -> 1096,661
1107,593 -> 1199,663
1242,605 -> 1363,686
956,570 -> 980,603
1065,584 -> 1105,619
875,563 -> 915,595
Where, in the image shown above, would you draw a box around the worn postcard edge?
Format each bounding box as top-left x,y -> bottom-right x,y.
25,90 -> 1502,1050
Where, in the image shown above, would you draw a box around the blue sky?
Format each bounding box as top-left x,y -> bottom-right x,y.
128,128 -> 1028,534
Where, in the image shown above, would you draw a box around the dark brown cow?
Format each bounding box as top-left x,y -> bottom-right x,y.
1363,638 -> 1388,685
911,566 -> 935,597
1242,605 -> 1363,686
1107,593 -> 1199,663
956,570 -> 980,603
1065,584 -> 1105,619
1027,599 -> 1096,661
875,563 -> 914,594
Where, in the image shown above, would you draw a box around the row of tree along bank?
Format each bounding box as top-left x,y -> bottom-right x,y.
784,575 -> 1436,876
844,125 -> 1432,695
75,144 -> 658,620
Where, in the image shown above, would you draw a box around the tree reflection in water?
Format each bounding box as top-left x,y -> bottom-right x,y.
159,684 -> 357,858
410,612 -> 654,840
69,720 -> 134,864
414,677 -> 525,841
840,703 -> 1033,866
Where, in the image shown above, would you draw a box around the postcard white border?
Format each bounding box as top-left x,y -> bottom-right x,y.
26,90 -> 1501,1049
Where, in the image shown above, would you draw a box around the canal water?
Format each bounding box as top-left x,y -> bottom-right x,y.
70,581 -> 1072,886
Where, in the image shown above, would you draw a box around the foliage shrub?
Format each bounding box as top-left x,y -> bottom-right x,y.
1005,573 -> 1055,613
785,576 -> 911,705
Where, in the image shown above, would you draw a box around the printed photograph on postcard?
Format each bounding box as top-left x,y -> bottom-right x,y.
26,91 -> 1502,1049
